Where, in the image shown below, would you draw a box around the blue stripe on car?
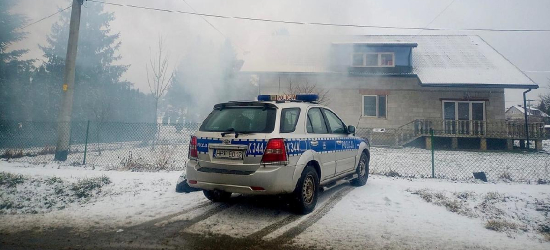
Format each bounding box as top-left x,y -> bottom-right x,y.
196,137 -> 364,157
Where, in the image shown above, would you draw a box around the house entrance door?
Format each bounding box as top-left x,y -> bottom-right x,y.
442,101 -> 486,135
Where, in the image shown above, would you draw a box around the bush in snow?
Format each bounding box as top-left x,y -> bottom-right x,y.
37,145 -> 56,155
1,149 -> 24,159
0,172 -> 26,188
0,174 -> 112,214
70,176 -> 112,198
485,219 -> 518,232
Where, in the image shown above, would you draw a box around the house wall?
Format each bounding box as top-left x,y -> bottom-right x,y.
257,74 -> 506,129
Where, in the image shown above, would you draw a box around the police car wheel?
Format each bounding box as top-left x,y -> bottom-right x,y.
291,165 -> 319,215
203,190 -> 232,202
351,152 -> 369,186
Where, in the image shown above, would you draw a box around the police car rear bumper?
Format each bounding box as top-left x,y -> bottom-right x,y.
185,160 -> 297,195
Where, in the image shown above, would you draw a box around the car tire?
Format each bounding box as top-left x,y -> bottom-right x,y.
351,151 -> 369,186
203,190 -> 232,202
291,165 -> 319,215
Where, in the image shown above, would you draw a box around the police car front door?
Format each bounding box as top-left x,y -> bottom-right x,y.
307,108 -> 336,181
323,109 -> 356,175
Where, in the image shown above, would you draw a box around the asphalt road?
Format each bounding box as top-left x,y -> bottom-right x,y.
0,185 -> 354,250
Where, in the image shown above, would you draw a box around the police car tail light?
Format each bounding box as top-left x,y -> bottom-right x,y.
261,138 -> 288,165
189,136 -> 198,159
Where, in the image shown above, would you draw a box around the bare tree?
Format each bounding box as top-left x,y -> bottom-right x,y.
286,77 -> 330,104
146,36 -> 174,123
89,93 -> 111,155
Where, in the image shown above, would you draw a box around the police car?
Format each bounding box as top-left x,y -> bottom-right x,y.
185,94 -> 370,214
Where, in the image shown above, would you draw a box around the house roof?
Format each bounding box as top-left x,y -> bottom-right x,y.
506,105 -> 549,117
241,35 -> 538,89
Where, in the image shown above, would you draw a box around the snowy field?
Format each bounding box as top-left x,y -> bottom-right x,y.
1,160 -> 549,249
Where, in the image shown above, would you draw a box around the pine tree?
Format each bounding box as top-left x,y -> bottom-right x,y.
0,0 -> 34,121
36,3 -> 153,122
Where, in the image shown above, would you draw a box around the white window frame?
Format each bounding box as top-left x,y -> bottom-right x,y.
362,95 -> 387,118
351,52 -> 395,68
441,100 -> 486,121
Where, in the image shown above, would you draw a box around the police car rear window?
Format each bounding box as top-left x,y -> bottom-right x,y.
280,108 -> 300,133
200,107 -> 276,133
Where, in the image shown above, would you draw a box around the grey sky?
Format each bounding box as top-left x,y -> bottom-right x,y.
9,0 -> 550,106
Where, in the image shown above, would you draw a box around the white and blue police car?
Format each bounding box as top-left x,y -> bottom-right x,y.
184,94 -> 370,214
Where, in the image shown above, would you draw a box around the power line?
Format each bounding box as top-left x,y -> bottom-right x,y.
179,0 -> 246,53
87,0 -> 550,33
415,0 -> 456,37
17,6 -> 72,30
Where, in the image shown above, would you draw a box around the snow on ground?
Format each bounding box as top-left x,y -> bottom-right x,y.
0,160 -> 199,232
291,176 -> 550,250
2,160 -> 549,249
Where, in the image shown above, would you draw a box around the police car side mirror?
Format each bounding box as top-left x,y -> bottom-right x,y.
347,125 -> 355,134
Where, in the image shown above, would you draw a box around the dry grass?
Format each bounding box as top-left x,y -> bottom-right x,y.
410,189 -> 476,217
384,169 -> 402,177
499,172 -> 513,182
38,145 -> 56,155
1,149 -> 24,159
485,219 -> 518,232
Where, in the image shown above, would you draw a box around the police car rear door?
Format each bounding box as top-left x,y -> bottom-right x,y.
306,107 -> 336,180
322,108 -> 357,175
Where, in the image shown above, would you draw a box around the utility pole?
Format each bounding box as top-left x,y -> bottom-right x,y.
54,0 -> 84,161
523,89 -> 532,150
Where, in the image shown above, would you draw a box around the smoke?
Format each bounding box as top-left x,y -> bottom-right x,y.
6,0 -> 550,119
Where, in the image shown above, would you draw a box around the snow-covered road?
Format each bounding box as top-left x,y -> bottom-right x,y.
1,161 -> 549,250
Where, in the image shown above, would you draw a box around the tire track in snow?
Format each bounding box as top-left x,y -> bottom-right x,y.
126,201 -> 213,229
267,185 -> 354,244
246,214 -> 301,241
105,201 -> 236,248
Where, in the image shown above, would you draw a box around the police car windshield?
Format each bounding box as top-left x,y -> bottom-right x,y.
200,107 -> 276,133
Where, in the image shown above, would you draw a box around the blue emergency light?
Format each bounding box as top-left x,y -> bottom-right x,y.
257,94 -> 319,102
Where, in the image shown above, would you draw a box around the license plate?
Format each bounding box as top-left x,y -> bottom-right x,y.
214,150 -> 244,160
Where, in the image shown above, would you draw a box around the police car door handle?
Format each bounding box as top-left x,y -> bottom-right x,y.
310,140 -> 318,146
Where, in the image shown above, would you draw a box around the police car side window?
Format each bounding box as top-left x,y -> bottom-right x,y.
307,108 -> 329,134
280,108 -> 300,133
323,109 -> 346,134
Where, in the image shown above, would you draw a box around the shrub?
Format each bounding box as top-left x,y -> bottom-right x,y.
38,145 -> 56,155
385,169 -> 401,177
1,149 -> 24,159
499,172 -> 513,182
71,176 -> 111,198
0,172 -> 26,188
485,219 -> 518,232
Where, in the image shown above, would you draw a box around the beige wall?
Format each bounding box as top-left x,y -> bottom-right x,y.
258,74 -> 505,129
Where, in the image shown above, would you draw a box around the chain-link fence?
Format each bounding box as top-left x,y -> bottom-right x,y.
0,121 -> 200,171
357,127 -> 550,183
1,121 -> 549,183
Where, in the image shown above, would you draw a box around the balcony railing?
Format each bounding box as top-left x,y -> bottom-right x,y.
410,119 -> 546,139
356,119 -> 546,147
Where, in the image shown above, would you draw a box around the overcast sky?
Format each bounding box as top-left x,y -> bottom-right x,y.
8,0 -> 550,106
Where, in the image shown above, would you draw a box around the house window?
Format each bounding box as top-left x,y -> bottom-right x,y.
351,53 -> 395,67
362,95 -> 387,118
442,101 -> 486,121
352,54 -> 364,67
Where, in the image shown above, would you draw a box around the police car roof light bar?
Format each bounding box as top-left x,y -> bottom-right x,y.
257,94 -> 319,102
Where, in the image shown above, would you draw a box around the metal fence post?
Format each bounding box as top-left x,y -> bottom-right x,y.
83,120 -> 90,165
430,128 -> 435,178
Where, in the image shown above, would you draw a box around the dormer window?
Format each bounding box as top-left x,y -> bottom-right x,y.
351,52 -> 395,67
